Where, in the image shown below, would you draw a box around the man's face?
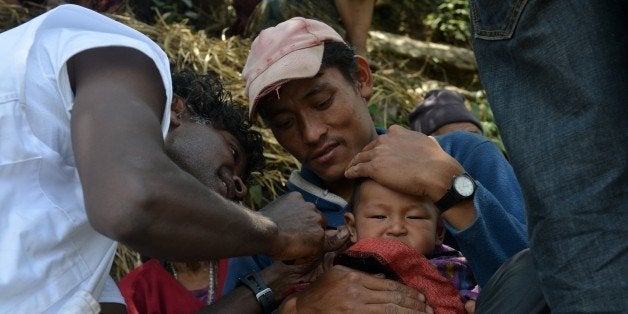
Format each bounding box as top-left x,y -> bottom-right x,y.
165,120 -> 248,200
260,67 -> 377,185
345,180 -> 441,255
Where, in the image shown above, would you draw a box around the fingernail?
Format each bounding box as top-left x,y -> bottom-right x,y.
337,227 -> 349,239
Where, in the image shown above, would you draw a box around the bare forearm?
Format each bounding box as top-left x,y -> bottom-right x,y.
78,134 -> 278,260
198,265 -> 294,313
114,164 -> 277,260
198,286 -> 262,314
70,47 -> 277,260
74,101 -> 278,260
334,0 -> 375,55
75,105 -> 277,260
202,260 -> 323,313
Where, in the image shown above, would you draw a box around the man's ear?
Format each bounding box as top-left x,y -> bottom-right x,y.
344,212 -> 359,243
354,55 -> 373,99
436,218 -> 446,245
169,94 -> 186,129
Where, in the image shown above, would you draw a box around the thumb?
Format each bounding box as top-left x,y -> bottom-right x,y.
465,300 -> 476,314
324,226 -> 350,252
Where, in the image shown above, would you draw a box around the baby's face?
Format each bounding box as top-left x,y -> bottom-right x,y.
345,180 -> 441,255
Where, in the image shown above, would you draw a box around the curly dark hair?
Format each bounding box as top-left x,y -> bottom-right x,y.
171,71 -> 265,182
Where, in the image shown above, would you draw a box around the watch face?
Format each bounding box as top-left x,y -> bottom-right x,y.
453,175 -> 475,197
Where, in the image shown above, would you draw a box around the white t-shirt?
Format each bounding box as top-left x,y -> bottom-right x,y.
0,5 -> 172,312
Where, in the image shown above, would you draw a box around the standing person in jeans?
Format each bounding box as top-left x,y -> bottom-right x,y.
469,1 -> 628,312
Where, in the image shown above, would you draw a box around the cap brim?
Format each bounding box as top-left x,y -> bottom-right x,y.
248,44 -> 324,120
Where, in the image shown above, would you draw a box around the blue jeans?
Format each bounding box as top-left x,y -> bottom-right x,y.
469,0 -> 628,312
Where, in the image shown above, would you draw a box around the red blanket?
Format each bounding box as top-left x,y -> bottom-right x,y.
118,259 -> 204,314
335,238 -> 465,314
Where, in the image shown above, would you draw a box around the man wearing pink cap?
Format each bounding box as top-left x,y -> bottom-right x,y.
223,17 -> 527,313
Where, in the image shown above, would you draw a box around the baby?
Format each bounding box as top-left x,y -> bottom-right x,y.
339,178 -> 479,313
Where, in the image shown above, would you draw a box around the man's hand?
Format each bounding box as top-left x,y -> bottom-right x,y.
260,192 -> 348,261
465,300 -> 476,314
344,125 -> 463,203
261,228 -> 348,300
260,249 -> 338,301
278,265 -> 432,313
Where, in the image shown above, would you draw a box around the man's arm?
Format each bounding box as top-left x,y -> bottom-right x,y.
437,131 -> 528,285
215,253 -> 431,313
344,125 -> 525,231
215,263 -> 433,313
333,0 -> 375,57
199,260 -> 319,313
69,46 -> 325,261
344,125 -> 475,226
344,126 -> 527,284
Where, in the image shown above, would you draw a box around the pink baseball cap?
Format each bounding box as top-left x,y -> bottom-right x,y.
242,17 -> 345,120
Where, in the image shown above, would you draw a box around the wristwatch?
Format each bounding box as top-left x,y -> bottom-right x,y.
435,173 -> 476,213
238,271 -> 276,313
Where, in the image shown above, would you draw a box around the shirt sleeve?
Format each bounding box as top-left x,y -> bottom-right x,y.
27,4 -> 172,138
437,131 -> 528,286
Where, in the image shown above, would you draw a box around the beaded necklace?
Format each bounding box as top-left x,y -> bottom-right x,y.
167,260 -> 217,305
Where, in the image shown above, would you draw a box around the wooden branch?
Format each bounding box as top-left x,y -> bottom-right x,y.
368,30 -> 477,71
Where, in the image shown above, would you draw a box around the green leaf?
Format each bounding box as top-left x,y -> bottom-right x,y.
181,0 -> 193,8
469,101 -> 481,117
369,103 -> 378,117
249,185 -> 263,207
185,11 -> 199,19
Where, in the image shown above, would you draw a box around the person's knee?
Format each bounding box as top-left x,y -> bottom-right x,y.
476,249 -> 549,314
